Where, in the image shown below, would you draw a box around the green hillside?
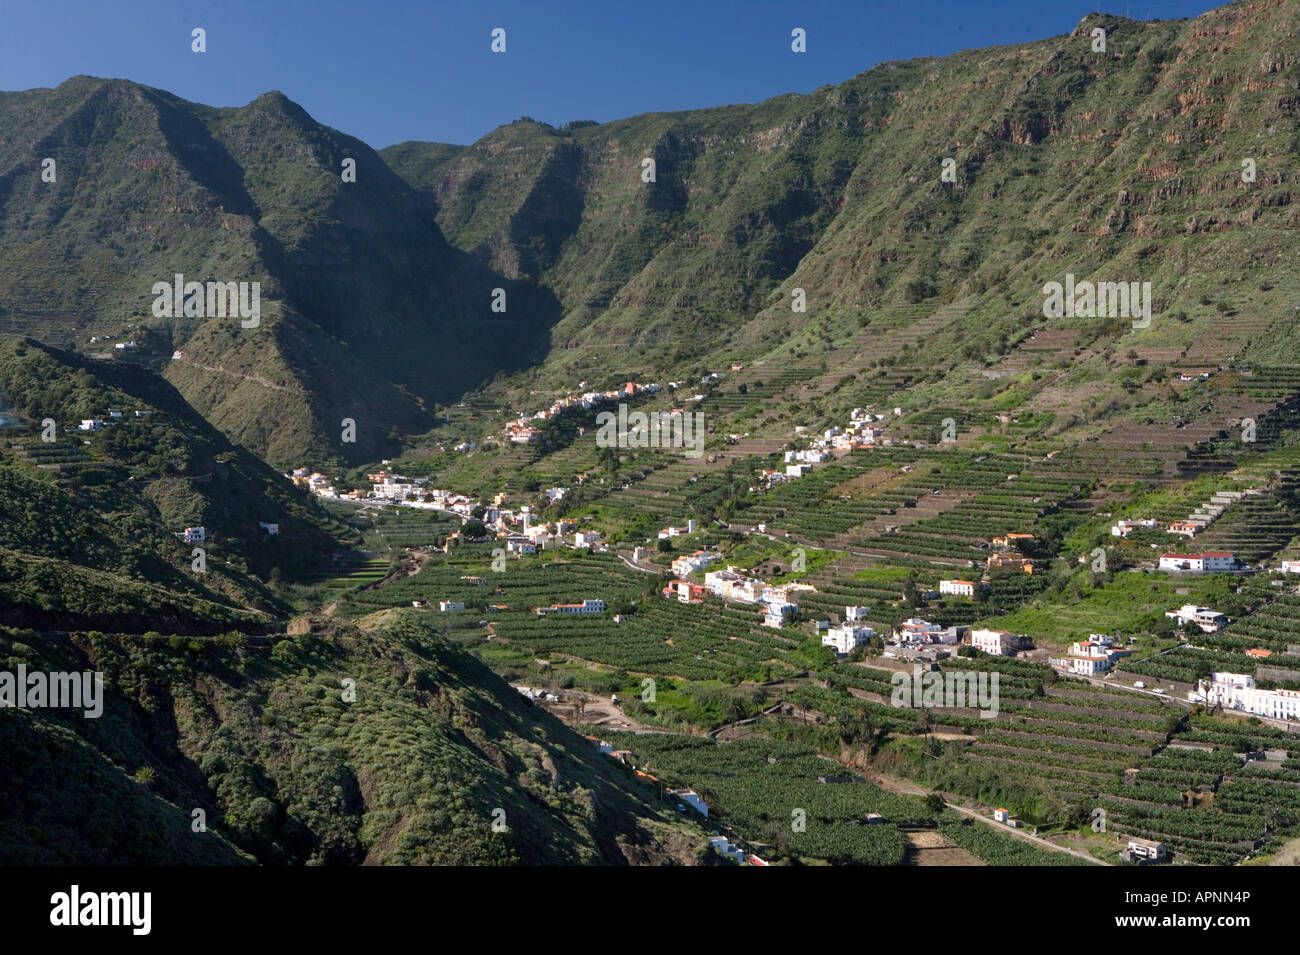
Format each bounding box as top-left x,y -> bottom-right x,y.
0,335 -> 343,628
384,2 -> 1299,440
0,612 -> 700,864
0,78 -> 559,465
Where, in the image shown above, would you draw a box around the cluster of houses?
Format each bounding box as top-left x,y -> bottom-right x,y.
1112,490 -> 1263,542
501,379 -> 665,445
983,534 -> 1037,575
90,333 -> 138,349
805,407 -> 892,454
986,552 -> 1037,573
704,567 -> 767,603
875,617 -> 1032,661
1189,672 -> 1300,722
662,564 -> 816,629
880,617 -> 962,661
75,407 -> 150,432
663,551 -> 725,603
671,550 -> 721,577
1049,634 -> 1131,676
658,520 -> 698,539
750,408 -> 893,492
285,467 -> 608,552
699,566 -> 815,628
933,538 -> 1035,597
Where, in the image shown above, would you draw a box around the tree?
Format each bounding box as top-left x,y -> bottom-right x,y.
724,695 -> 749,723
924,793 -> 946,814
902,573 -> 923,608
656,537 -> 673,553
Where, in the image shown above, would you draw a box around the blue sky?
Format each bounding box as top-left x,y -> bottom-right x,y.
0,0 -> 1227,149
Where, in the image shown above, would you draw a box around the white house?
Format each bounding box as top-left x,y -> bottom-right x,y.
939,579 -> 976,598
1194,673 -> 1300,721
1280,559 -> 1300,574
895,617 -> 944,643
182,526 -> 206,543
1159,552 -> 1239,573
1049,635 -> 1127,674
1127,837 -> 1167,862
539,599 -> 606,615
1112,518 -> 1158,537
763,602 -> 798,629
845,606 -> 871,622
258,522 -> 279,536
78,418 -> 104,431
667,789 -> 708,817
968,628 -> 1026,656
439,601 -> 465,612
572,531 -> 602,549
1049,654 -> 1111,676
1165,604 -> 1227,633
672,550 -> 721,577
704,568 -> 765,603
823,624 -> 876,655
708,836 -> 747,864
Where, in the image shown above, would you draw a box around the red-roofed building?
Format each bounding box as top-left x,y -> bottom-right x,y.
663,580 -> 706,604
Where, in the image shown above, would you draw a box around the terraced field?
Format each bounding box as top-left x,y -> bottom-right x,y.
910,657 -> 1300,863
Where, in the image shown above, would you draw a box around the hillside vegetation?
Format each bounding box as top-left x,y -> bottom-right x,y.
0,612 -> 700,865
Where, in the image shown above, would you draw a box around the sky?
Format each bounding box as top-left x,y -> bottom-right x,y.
0,0 -> 1228,149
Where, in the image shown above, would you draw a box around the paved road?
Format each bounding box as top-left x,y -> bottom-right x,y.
617,551 -> 661,575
